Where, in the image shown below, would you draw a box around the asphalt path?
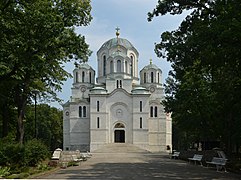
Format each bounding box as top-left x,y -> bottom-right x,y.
37,152 -> 241,180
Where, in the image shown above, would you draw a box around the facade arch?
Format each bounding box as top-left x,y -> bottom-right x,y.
117,60 -> 121,72
113,121 -> 126,143
110,60 -> 113,73
103,55 -> 106,76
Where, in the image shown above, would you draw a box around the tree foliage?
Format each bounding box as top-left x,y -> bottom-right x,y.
0,138 -> 49,169
149,0 -> 241,153
24,104 -> 63,151
24,139 -> 50,167
0,0 -> 92,143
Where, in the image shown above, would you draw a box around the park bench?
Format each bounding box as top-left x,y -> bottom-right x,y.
188,154 -> 203,166
71,155 -> 84,166
81,152 -> 92,159
206,157 -> 227,172
171,151 -> 180,159
217,150 -> 228,160
51,148 -> 62,160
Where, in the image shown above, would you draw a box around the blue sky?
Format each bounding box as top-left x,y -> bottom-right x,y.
51,0 -> 187,108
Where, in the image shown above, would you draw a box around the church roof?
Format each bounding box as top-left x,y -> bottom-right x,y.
98,37 -> 138,56
77,63 -> 93,70
101,38 -> 134,49
110,51 -> 126,58
141,61 -> 162,72
132,87 -> 150,94
90,87 -> 107,94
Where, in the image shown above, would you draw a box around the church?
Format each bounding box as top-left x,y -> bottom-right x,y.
63,29 -> 172,152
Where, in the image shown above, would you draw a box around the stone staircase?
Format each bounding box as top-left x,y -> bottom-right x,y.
56,144 -> 148,164
59,150 -> 80,163
92,143 -> 149,153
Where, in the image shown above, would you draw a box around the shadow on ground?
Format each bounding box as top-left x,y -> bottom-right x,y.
41,153 -> 241,180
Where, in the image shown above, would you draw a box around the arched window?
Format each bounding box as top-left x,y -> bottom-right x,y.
97,117 -> 100,128
89,72 -> 92,83
82,71 -> 85,83
151,72 -> 154,83
76,72 -> 78,83
117,80 -> 119,88
150,106 -> 153,117
157,72 -> 160,84
103,56 -> 106,76
140,101 -> 142,112
79,106 -> 82,117
130,56 -> 133,76
110,61 -> 113,73
120,80 -> 122,88
125,61 -> 128,73
140,117 -> 142,129
117,60 -> 121,72
83,106 -> 86,117
114,123 -> 125,128
144,72 -> 146,83
97,101 -> 99,112
154,106 -> 158,117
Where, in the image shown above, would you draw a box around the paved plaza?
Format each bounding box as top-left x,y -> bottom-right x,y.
37,144 -> 241,180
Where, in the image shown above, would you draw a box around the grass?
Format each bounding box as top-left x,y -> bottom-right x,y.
1,160 -> 60,179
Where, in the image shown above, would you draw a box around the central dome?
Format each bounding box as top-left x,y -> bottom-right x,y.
96,35 -> 139,84
100,37 -> 135,50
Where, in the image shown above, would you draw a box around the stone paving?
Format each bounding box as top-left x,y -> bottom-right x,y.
37,144 -> 241,180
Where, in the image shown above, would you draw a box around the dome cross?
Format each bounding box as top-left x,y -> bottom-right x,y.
115,27 -> 120,38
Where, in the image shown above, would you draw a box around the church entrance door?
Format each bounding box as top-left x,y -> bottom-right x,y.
114,130 -> 125,143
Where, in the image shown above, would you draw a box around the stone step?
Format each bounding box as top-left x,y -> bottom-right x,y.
93,143 -> 149,153
60,150 -> 81,162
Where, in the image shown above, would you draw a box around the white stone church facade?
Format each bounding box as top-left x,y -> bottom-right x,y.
63,32 -> 172,152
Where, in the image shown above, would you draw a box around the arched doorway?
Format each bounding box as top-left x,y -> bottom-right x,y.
114,123 -> 125,143
115,130 -> 125,143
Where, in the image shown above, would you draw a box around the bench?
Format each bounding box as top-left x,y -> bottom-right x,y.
206,157 -> 227,172
51,148 -> 62,160
171,151 -> 180,159
188,154 -> 203,166
81,152 -> 91,159
71,155 -> 84,166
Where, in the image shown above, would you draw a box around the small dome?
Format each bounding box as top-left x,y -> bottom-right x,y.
133,87 -> 146,90
142,63 -> 161,71
90,87 -> 107,94
132,87 -> 150,94
77,63 -> 93,70
91,87 -> 105,90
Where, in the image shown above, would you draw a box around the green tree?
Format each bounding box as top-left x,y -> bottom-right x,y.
24,104 -> 63,151
148,0 -> 241,153
0,0 -> 92,144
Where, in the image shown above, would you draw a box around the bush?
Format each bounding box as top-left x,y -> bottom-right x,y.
48,160 -> 58,167
37,163 -> 50,171
24,139 -> 50,167
0,166 -> 10,177
0,141 -> 25,167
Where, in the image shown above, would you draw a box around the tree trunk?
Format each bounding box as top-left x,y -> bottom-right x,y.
17,107 -> 25,144
225,112 -> 233,156
15,83 -> 29,145
2,104 -> 10,137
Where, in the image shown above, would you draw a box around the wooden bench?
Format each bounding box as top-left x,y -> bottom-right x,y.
188,154 -> 203,166
171,151 -> 180,159
206,157 -> 227,172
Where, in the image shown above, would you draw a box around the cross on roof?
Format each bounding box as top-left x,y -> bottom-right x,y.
150,58 -> 152,64
116,26 -> 120,32
115,26 -> 120,38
